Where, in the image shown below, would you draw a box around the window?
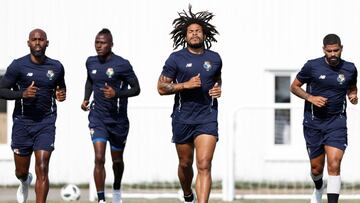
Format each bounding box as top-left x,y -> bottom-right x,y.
274,75 -> 291,145
0,74 -> 7,144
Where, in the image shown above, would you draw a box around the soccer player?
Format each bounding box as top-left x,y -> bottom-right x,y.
290,34 -> 357,203
157,5 -> 222,203
0,28 -> 66,203
81,28 -> 140,203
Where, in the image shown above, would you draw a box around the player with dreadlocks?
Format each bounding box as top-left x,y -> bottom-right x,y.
157,5 -> 222,203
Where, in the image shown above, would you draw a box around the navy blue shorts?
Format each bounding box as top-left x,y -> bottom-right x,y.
172,120 -> 218,144
11,118 -> 56,156
304,114 -> 347,159
88,114 -> 129,151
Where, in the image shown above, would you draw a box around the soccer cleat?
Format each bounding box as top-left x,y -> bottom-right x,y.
98,200 -> 106,203
310,183 -> 325,203
112,190 -> 122,203
16,172 -> 33,203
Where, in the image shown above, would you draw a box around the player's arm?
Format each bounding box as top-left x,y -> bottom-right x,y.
55,67 -> 66,102
116,77 -> 140,98
81,76 -> 93,111
209,74 -> 222,98
157,74 -> 201,95
347,85 -> 358,105
0,78 -> 37,100
289,78 -> 327,107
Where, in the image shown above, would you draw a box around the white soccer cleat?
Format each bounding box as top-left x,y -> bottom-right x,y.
16,172 -> 33,203
112,190 -> 122,203
98,200 -> 106,203
310,184 -> 324,203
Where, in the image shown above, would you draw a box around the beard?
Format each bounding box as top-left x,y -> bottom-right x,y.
327,56 -> 340,67
30,49 -> 46,57
187,42 -> 204,49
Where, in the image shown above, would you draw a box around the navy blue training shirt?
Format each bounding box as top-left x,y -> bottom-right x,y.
162,48 -> 222,124
2,54 -> 66,123
86,53 -> 137,121
297,56 -> 357,120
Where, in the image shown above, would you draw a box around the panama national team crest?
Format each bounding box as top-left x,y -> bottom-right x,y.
106,67 -> 114,78
337,73 -> 345,85
47,70 -> 55,80
203,61 -> 212,71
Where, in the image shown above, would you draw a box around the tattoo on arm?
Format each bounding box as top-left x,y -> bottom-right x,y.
158,75 -> 183,95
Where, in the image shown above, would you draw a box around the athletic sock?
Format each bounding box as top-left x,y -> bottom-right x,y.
327,175 -> 341,203
311,172 -> 323,190
97,191 -> 105,202
327,193 -> 339,203
184,192 -> 194,202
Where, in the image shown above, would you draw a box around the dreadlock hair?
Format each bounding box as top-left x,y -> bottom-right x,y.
97,28 -> 113,43
170,4 -> 219,50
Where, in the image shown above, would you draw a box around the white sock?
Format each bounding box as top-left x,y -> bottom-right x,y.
327,175 -> 341,194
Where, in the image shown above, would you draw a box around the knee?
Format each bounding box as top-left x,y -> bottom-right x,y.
311,163 -> 324,176
179,158 -> 193,170
94,154 -> 105,166
36,162 -> 49,179
196,158 -> 212,173
327,161 -> 341,175
15,169 -> 28,180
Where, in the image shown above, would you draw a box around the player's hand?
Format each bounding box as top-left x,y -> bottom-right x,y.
348,93 -> 358,105
184,73 -> 201,89
81,100 -> 90,111
55,86 -> 66,102
100,83 -> 116,98
307,95 -> 328,107
209,82 -> 221,98
22,81 -> 38,98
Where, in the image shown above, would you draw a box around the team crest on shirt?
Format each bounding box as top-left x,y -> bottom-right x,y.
203,61 -> 212,71
46,70 -> 55,80
337,73 -> 345,85
106,67 -> 114,78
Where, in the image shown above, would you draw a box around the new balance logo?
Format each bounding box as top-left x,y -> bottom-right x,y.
26,73 -> 33,77
186,63 -> 192,68
319,75 -> 326,79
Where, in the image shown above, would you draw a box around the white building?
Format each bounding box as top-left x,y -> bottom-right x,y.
1,0 -> 360,195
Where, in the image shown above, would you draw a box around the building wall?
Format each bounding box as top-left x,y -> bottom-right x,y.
1,0 -> 360,185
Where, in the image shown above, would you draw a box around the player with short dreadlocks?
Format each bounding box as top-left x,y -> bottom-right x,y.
157,5 -> 222,203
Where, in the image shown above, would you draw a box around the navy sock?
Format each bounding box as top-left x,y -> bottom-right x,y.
184,192 -> 194,202
97,191 -> 105,202
327,193 -> 339,203
314,178 -> 323,190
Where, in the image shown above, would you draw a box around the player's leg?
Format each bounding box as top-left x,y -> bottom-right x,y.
93,141 -> 107,202
32,121 -> 56,203
176,143 -> 195,202
304,126 -> 325,203
323,114 -> 347,203
325,146 -> 344,203
194,134 -> 217,203
34,150 -> 52,203
111,150 -> 124,203
109,119 -> 128,203
14,153 -> 32,203
12,121 -> 34,203
89,114 -> 109,202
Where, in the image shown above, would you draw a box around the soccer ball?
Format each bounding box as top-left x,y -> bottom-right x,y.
60,184 -> 81,201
